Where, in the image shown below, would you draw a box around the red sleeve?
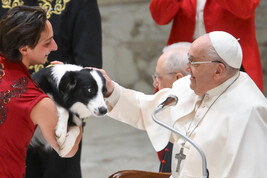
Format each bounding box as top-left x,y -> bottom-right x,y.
213,0 -> 260,19
149,0 -> 182,25
26,94 -> 49,122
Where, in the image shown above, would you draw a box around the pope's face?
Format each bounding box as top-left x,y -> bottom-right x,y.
185,36 -> 218,96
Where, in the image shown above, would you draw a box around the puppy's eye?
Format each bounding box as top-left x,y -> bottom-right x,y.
88,88 -> 96,94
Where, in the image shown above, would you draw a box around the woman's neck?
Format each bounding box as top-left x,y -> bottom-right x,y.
21,59 -> 30,69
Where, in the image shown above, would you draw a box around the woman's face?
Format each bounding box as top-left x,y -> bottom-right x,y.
22,20 -> 57,68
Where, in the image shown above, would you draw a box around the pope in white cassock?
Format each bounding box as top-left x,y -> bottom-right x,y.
102,31 -> 267,178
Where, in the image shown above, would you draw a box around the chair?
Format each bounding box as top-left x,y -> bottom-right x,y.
109,170 -> 171,178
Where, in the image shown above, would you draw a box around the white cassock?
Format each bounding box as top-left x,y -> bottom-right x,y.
106,72 -> 267,178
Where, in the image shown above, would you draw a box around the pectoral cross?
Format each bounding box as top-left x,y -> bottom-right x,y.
175,147 -> 186,172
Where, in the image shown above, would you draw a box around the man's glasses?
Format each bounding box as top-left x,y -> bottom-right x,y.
152,72 -> 177,81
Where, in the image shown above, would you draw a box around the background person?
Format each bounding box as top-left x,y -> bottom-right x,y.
149,0 -> 264,92
153,42 -> 191,91
0,6 -> 82,177
152,42 -> 191,173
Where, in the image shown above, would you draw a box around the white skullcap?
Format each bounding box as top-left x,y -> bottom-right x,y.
209,31 -> 242,69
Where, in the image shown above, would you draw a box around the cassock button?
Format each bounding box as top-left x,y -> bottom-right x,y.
162,160 -> 166,164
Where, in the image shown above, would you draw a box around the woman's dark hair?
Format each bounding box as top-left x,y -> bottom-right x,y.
0,5 -> 47,62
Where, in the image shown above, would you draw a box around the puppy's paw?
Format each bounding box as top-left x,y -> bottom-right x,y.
56,128 -> 67,146
59,126 -> 80,157
55,106 -> 69,146
55,122 -> 67,147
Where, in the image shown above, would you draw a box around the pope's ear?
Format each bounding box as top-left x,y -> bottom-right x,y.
214,63 -> 226,80
19,46 -> 28,55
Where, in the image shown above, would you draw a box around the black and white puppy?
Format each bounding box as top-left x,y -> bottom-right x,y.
30,64 -> 107,156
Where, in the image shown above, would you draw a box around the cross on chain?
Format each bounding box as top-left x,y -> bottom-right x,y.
175,147 -> 186,172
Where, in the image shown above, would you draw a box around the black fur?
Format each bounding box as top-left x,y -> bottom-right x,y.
30,64 -> 107,150
32,67 -> 107,115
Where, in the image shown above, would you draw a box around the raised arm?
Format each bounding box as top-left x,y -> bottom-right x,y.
30,97 -> 82,157
149,0 -> 182,25
214,0 -> 260,19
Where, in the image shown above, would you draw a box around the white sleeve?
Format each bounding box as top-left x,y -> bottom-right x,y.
107,83 -> 173,151
105,82 -> 122,108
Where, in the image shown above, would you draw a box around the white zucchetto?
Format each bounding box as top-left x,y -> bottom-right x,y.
209,31 -> 242,69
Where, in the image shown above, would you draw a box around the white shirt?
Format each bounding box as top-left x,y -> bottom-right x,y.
193,0 -> 207,40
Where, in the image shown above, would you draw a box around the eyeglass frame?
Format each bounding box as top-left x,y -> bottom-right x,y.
188,58 -> 226,67
152,72 -> 177,81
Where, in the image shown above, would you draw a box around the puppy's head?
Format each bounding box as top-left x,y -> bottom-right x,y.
56,67 -> 107,118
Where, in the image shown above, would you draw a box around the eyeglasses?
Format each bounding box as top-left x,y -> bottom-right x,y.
188,58 -> 225,66
152,72 -> 177,81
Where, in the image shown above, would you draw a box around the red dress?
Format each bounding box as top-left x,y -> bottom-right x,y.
0,56 -> 48,177
150,0 -> 263,92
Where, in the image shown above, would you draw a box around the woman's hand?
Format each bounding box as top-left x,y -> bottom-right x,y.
50,60 -> 64,65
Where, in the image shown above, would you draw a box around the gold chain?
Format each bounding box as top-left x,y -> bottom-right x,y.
1,0 -> 70,19
38,0 -> 70,19
1,0 -> 24,9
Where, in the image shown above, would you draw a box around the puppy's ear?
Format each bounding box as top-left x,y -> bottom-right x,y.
58,71 -> 77,96
96,70 -> 106,83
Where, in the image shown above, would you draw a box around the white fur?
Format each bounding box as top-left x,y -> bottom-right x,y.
55,106 -> 69,147
55,103 -> 83,157
70,102 -> 92,118
51,64 -> 83,88
58,125 -> 80,157
88,70 -> 107,115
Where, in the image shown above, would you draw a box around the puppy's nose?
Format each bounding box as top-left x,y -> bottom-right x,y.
98,106 -> 107,115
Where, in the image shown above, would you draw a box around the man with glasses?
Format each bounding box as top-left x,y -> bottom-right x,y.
102,31 -> 267,177
152,42 -> 191,173
152,42 -> 191,91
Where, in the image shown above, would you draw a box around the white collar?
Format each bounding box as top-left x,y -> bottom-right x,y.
205,71 -> 240,99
